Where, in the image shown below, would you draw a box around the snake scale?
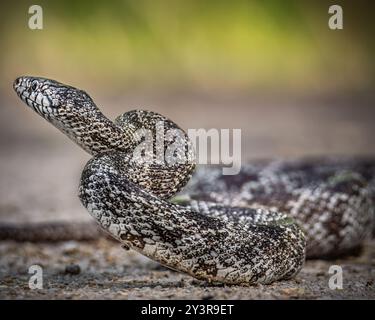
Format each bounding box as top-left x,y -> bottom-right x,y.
4,76 -> 374,285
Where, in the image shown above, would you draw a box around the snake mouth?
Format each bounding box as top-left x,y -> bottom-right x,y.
13,76 -> 55,117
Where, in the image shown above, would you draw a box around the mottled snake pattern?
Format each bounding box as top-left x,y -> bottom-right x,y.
7,76 -> 375,285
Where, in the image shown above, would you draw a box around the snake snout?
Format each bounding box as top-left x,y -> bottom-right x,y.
13,76 -> 30,97
13,77 -> 23,92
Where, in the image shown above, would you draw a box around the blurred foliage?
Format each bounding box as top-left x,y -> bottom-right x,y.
0,0 -> 373,94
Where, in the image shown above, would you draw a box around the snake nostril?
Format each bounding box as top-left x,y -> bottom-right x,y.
13,77 -> 24,90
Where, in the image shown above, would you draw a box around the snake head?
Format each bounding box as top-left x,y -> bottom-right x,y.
13,76 -> 96,119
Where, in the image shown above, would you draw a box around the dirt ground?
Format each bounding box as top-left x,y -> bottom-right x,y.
0,92 -> 374,299
0,238 -> 374,300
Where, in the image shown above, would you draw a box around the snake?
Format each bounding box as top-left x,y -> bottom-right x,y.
4,76 -> 374,285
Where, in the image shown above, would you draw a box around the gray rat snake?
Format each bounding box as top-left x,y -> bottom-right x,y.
4,76 -> 374,285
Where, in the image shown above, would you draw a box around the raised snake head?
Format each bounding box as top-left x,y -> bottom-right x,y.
13,76 -> 97,121
13,76 -> 118,154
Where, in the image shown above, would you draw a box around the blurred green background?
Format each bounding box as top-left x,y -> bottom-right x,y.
0,0 -> 374,95
0,0 -> 374,225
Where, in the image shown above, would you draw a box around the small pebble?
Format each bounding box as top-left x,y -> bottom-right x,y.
65,264 -> 81,275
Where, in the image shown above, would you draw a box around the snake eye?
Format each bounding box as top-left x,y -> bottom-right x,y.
31,80 -> 38,91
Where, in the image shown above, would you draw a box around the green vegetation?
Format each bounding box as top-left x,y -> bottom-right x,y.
0,0 -> 373,94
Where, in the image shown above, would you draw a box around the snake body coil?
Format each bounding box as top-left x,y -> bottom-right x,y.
11,76 -> 374,285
